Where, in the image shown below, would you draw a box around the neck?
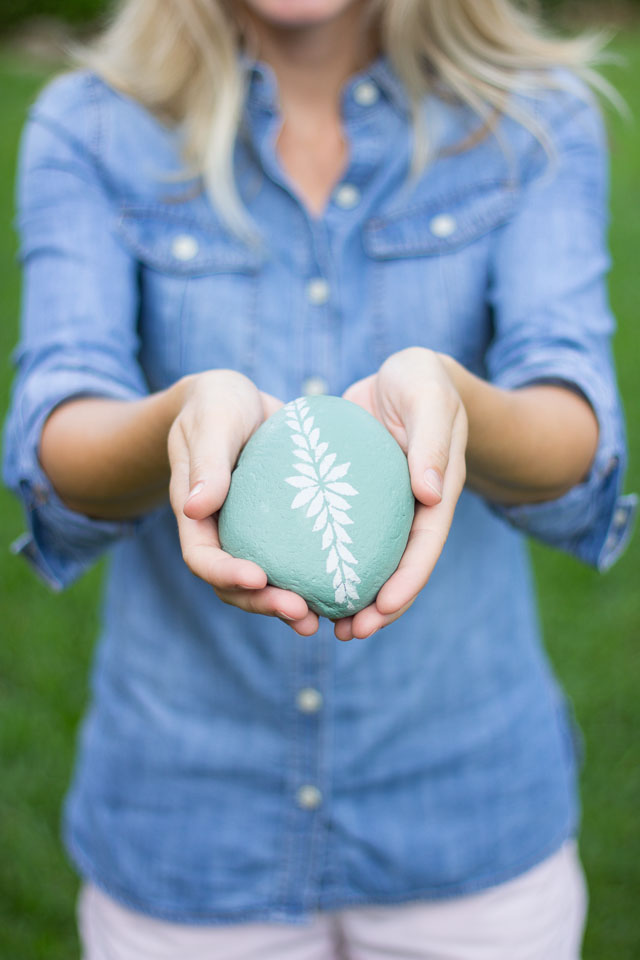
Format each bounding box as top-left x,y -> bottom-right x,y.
241,2 -> 380,117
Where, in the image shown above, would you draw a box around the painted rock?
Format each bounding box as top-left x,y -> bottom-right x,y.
218,395 -> 414,619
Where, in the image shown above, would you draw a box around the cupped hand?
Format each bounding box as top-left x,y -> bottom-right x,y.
168,370 -> 319,636
335,348 -> 468,641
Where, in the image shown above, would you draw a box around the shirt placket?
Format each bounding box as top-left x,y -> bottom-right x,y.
245,65 -> 400,914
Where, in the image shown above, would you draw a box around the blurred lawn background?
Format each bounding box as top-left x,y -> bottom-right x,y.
0,4 -> 638,959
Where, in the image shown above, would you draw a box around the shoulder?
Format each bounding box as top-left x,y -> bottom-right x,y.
486,67 -> 611,193
28,69 -> 114,146
512,68 -> 608,157
21,68 -> 184,198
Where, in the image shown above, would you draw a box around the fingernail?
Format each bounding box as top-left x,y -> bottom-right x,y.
277,610 -> 296,621
185,480 -> 205,503
423,468 -> 443,498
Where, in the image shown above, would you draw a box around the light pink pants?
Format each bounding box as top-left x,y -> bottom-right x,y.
78,840 -> 587,960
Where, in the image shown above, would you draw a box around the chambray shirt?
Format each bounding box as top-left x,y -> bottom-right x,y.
2,55 -> 636,923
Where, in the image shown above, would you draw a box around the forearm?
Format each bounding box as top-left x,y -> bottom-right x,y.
440,356 -> 599,504
38,376 -> 193,519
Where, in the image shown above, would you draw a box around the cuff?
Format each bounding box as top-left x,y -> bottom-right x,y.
5,373 -> 153,590
488,352 -> 636,570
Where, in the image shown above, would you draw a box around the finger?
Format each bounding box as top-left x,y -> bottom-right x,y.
169,434 -> 267,589
181,413 -> 241,520
333,616 -> 354,642
280,611 -> 321,637
174,377 -> 265,519
342,374 -> 376,411
215,584 -> 312,624
404,383 -> 461,507
349,596 -> 415,639
375,419 -> 467,616
260,390 -> 284,419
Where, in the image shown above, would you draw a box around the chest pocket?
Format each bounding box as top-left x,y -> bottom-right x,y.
362,180 -> 518,368
115,205 -> 264,389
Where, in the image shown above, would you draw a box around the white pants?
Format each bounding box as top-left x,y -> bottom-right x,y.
78,840 -> 587,960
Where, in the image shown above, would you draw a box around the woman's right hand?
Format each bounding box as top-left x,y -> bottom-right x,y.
168,370 -> 319,636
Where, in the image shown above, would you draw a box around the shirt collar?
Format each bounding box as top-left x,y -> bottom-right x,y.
238,49 -> 410,119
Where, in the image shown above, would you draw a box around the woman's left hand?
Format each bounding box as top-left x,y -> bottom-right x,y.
335,347 -> 468,641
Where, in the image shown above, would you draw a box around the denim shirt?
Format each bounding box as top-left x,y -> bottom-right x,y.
2,55 -> 636,923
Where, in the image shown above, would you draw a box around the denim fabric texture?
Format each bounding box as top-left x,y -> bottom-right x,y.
2,54 -> 636,923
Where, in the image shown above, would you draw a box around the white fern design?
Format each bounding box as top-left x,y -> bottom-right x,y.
283,397 -> 361,610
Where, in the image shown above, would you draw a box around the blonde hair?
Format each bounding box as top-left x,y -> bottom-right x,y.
73,0 -> 617,242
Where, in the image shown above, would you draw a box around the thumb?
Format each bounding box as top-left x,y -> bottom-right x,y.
404,394 -> 456,507
182,417 -> 245,520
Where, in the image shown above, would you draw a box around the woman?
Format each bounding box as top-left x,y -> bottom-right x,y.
3,0 -> 636,957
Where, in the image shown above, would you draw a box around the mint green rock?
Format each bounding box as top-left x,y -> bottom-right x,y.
218,395 -> 414,619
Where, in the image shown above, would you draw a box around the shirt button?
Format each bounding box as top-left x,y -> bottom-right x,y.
302,376 -> 329,396
613,507 -> 628,528
296,785 -> 323,810
306,278 -> 330,305
296,687 -> 323,713
333,183 -> 360,209
172,234 -> 199,261
429,214 -> 457,238
353,80 -> 379,106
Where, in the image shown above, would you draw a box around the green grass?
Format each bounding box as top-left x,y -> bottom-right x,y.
0,38 -> 639,960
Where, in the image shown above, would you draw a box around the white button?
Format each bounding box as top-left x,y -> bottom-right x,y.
296,785 -> 322,810
296,687 -> 323,714
353,81 -> 379,106
302,376 -> 328,396
333,183 -> 360,209
613,508 -> 627,528
172,234 -> 199,261
604,533 -> 618,552
429,214 -> 457,238
306,278 -> 330,305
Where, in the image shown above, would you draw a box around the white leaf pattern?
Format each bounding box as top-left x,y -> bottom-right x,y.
325,491 -> 351,510
283,398 -> 360,610
326,546 -> 339,573
312,507 -> 328,532
345,581 -> 359,600
329,508 -> 353,525
325,462 -> 351,483
306,490 -> 325,518
285,475 -> 316,488
342,564 -> 360,583
314,442 -> 328,460
319,453 -> 337,477
294,463 -> 319,479
291,487 -> 317,510
336,541 -> 357,564
333,523 -> 352,544
327,481 -> 358,496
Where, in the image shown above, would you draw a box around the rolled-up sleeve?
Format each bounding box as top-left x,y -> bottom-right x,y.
2,75 -> 150,590
485,81 -> 636,570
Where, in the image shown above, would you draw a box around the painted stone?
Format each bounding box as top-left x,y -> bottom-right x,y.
218,395 -> 415,619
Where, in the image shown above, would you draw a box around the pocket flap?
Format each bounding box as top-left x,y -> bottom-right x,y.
363,180 -> 518,259
115,205 -> 264,275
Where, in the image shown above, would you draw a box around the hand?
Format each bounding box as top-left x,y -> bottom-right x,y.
168,370 -> 320,636
335,348 -> 468,641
